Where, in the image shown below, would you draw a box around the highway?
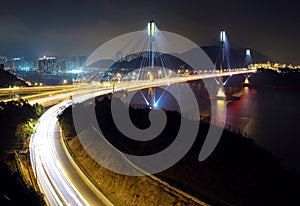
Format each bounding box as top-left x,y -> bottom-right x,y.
30,95 -> 115,206
28,69 -> 255,205
1,69 -> 255,106
0,85 -> 74,101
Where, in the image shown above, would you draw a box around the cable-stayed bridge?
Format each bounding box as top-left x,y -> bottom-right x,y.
1,21 -> 257,206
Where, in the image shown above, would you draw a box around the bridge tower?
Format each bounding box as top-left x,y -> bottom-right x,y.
245,49 -> 252,68
147,20 -> 156,107
216,30 -> 226,99
219,30 -> 226,72
148,20 -> 156,70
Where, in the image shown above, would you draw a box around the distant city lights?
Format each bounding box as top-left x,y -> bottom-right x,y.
38,56 -> 56,60
67,69 -> 83,74
19,66 -> 31,71
251,62 -> 300,70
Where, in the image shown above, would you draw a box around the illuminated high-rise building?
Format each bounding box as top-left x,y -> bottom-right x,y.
0,55 -> 7,70
12,57 -> 35,72
38,56 -> 57,72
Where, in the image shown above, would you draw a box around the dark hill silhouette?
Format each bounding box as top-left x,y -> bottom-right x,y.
93,47 -> 270,81
201,46 -> 270,68
87,59 -> 115,68
0,69 -> 26,88
110,52 -> 193,70
101,52 -> 194,81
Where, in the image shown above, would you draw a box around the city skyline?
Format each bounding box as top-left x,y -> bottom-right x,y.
0,0 -> 299,65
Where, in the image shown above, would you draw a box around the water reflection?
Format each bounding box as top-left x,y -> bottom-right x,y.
225,87 -> 257,135
212,99 -> 226,127
226,87 -> 300,171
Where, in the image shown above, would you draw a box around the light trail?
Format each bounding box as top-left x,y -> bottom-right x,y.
29,69 -> 255,205
30,99 -> 114,206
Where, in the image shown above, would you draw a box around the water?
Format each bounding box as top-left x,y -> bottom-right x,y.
225,87 -> 300,171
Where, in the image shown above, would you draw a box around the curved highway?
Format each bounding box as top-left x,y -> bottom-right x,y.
29,69 -> 255,205
30,96 -> 114,206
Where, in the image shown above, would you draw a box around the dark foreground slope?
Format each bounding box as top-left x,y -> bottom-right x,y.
0,69 -> 26,88
0,162 -> 42,206
59,95 -> 300,206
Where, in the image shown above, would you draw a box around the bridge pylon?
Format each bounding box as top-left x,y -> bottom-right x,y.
148,20 -> 157,107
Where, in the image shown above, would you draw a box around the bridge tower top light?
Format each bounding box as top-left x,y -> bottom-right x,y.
219,30 -> 226,71
147,21 -> 156,70
245,49 -> 252,67
246,49 -> 251,56
148,20 -> 156,36
220,30 -> 226,43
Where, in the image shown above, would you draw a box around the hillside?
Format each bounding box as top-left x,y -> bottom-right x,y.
201,46 -> 270,68
91,46 -> 270,82
58,95 -> 300,205
0,69 -> 26,88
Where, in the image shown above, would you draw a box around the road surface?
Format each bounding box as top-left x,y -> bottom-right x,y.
29,69 -> 255,205
30,95 -> 114,206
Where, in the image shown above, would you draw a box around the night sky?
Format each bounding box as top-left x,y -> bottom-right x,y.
0,0 -> 299,64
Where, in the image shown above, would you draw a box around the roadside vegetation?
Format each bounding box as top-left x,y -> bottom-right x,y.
0,99 -> 45,206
